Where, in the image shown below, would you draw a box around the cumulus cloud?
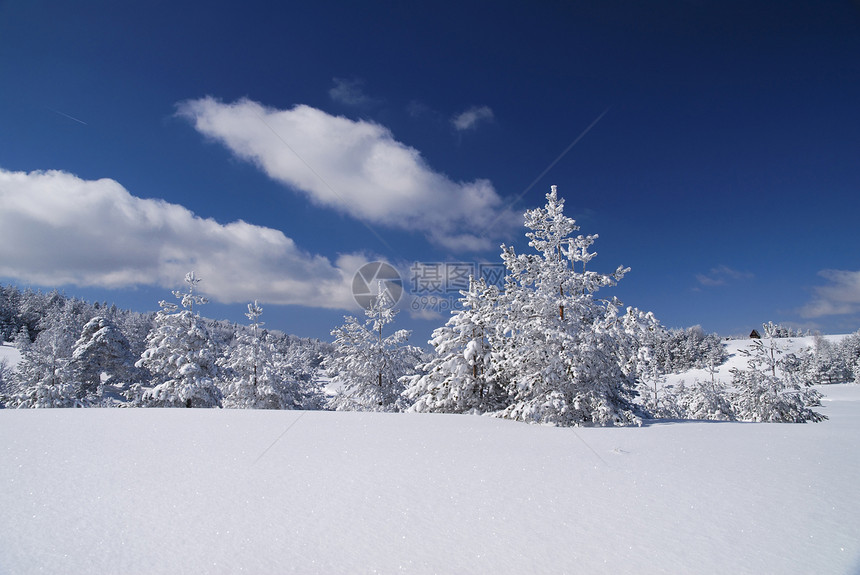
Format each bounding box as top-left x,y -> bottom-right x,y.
800,269 -> 860,318
0,168 -> 364,309
176,97 -> 518,251
695,265 -> 754,287
451,106 -> 494,131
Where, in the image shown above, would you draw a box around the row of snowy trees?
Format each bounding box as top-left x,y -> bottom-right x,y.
657,324 -> 860,422
651,325 -> 727,374
320,186 -> 647,425
0,277 -> 330,409
786,331 -> 860,386
2,187 -> 850,423
327,187 -> 831,425
656,323 -> 828,423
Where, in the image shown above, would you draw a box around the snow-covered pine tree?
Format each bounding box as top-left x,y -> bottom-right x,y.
13,324 -> 31,352
404,277 -> 509,413
326,283 -> 418,412
268,333 -> 329,409
618,306 -> 665,416
0,357 -> 13,404
0,285 -> 14,342
662,379 -> 734,421
704,341 -> 726,384
136,272 -> 222,408
493,185 -> 638,426
729,325 -> 825,422
69,316 -> 137,401
8,301 -> 83,408
837,330 -> 860,383
219,301 -> 303,409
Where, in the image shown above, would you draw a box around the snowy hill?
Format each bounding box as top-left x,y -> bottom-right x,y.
665,334 -> 846,388
0,341 -> 21,368
2,381 -> 859,574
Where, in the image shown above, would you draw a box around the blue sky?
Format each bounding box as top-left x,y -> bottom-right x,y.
1,0 -> 859,343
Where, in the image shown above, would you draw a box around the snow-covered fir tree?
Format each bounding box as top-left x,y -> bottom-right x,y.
405,277 -> 509,414
495,187 -> 640,425
136,272 -> 222,408
69,316 -> 137,401
661,379 -> 734,421
619,307 -> 665,416
729,325 -> 825,423
404,186 -> 653,426
0,357 -> 14,402
13,324 -> 31,352
219,301 -> 303,409
8,301 -> 83,408
493,185 -> 640,426
326,283 -> 421,412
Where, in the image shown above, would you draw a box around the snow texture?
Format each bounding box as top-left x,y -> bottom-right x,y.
1,382 -> 858,574
0,342 -> 21,368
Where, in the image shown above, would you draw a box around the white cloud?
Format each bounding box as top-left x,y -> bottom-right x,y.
0,168 -> 364,309
329,78 -> 378,107
176,97 -> 519,251
800,269 -> 860,318
695,265 -> 754,287
451,106 -> 494,131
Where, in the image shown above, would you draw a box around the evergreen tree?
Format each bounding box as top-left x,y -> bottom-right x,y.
220,302 -> 303,409
326,284 -> 418,412
492,185 -> 638,426
0,356 -> 13,404
808,336 -> 843,384
662,379 -> 734,421
838,330 -> 860,382
8,302 -> 83,408
405,277 -> 509,413
0,285 -> 15,342
13,324 -> 32,352
619,307 -> 665,416
729,326 -> 825,423
137,272 -> 222,408
70,316 -> 137,401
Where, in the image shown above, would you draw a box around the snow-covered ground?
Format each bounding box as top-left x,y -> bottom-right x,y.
1,335 -> 858,573
2,383 -> 859,573
0,341 -> 21,368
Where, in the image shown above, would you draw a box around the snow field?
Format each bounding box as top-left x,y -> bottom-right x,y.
2,384 -> 859,574
0,341 -> 21,367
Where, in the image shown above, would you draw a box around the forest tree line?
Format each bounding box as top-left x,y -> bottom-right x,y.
2,187 -> 857,424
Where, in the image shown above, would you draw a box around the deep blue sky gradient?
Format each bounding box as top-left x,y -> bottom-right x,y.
1,0 -> 859,342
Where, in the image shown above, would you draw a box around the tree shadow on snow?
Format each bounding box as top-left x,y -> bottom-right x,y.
638,417 -> 747,428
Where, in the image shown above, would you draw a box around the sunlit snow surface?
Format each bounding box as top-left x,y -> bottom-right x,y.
0,342 -> 20,368
1,338 -> 859,574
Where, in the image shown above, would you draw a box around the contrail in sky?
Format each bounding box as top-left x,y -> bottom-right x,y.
47,106 -> 88,125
